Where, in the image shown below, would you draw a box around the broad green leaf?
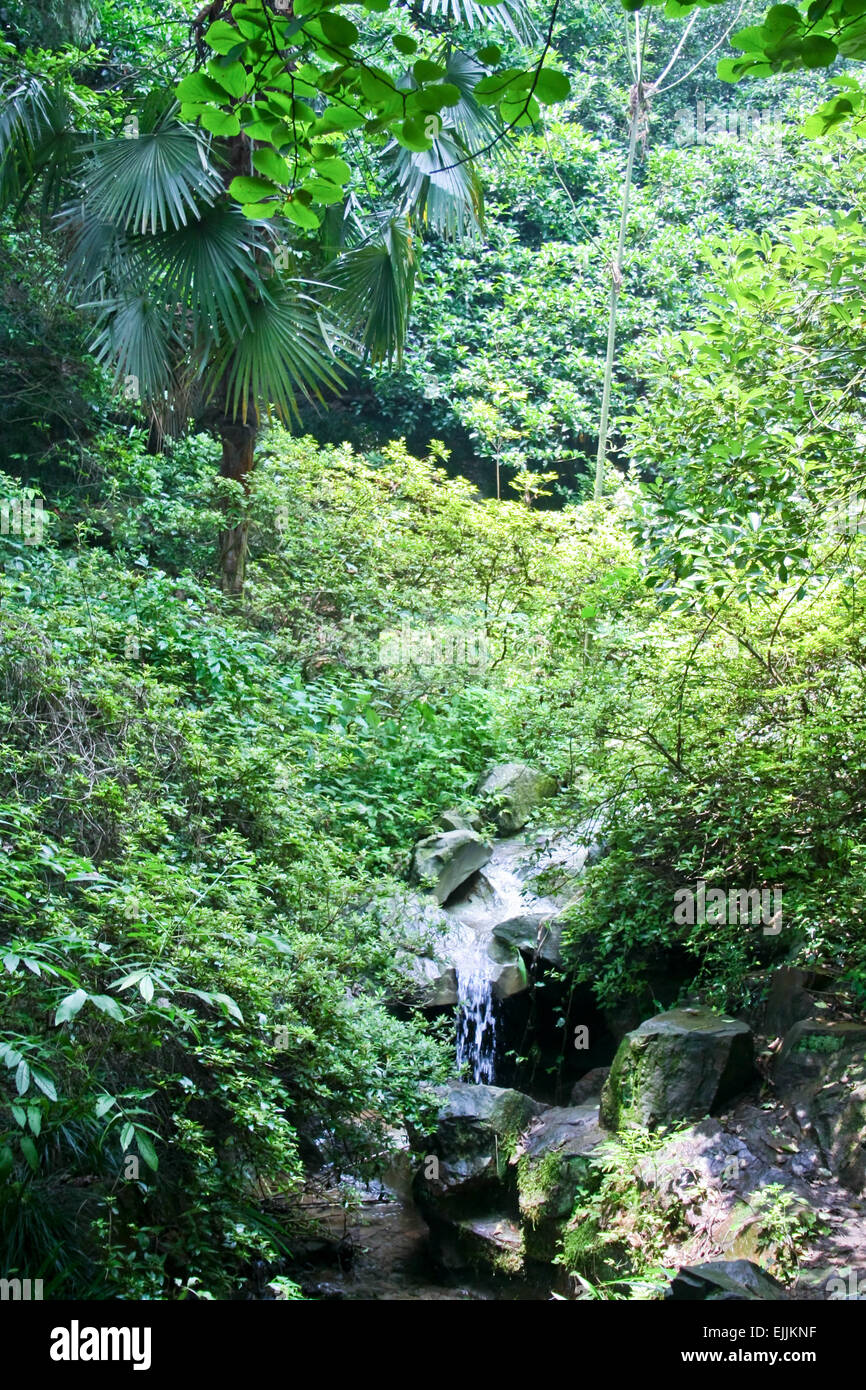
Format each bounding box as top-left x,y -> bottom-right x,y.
54,988 -> 87,1024
228,175 -> 280,204
19,1135 -> 38,1172
31,1069 -> 57,1101
136,1130 -> 159,1171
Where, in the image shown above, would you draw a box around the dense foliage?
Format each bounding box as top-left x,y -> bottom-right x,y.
1,0 -> 866,1302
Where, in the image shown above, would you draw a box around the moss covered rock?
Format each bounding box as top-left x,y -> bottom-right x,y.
600,1008 -> 755,1131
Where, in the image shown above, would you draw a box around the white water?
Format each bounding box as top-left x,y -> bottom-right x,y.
455,941 -> 497,1084
445,831 -> 590,1084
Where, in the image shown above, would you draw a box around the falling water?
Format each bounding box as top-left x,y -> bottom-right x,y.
445,830 -> 595,1086
455,942 -> 497,1084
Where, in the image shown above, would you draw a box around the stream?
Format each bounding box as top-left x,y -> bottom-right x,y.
287,828 -> 596,1299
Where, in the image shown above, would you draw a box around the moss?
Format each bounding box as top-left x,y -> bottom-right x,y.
517,1151 -> 564,1228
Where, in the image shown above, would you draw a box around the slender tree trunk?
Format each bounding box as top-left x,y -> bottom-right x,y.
218,409 -> 257,595
594,81 -> 642,501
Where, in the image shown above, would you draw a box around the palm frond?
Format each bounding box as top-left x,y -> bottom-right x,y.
207,278 -> 343,423
384,133 -> 484,240
0,77 -> 85,217
82,124 -> 221,235
86,291 -> 179,401
326,219 -> 416,365
420,0 -> 537,43
442,50 -> 507,157
140,203 -> 261,342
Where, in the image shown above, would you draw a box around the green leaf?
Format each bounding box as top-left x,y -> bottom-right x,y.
15,1060 -> 30,1095
19,1135 -> 38,1173
90,994 -> 126,1022
315,156 -> 351,184
214,992 -> 244,1022
204,19 -> 244,53
120,1121 -> 135,1151
31,1069 -> 57,1101
319,12 -> 359,46
283,196 -> 320,229
228,175 -> 280,204
305,178 -> 344,204
534,68 -> 570,104
200,108 -> 242,137
136,1130 -> 159,1172
413,59 -> 447,84
393,35 -> 418,55
139,974 -> 155,1004
253,148 -> 292,184
54,988 -> 88,1024
176,72 -> 231,105
207,59 -> 249,98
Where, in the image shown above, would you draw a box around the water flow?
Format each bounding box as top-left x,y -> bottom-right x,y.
446,831 -> 587,1085
455,941 -> 497,1084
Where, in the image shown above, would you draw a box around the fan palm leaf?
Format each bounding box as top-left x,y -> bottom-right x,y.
0,77 -> 87,217
420,0 -> 536,43
207,278 -> 343,423
326,218 -> 415,366
81,124 -> 222,235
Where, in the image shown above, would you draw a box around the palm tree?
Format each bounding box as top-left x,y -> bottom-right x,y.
0,30 -> 514,591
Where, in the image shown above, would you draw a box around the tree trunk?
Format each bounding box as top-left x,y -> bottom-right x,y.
218,409 -> 257,596
594,86 -> 641,501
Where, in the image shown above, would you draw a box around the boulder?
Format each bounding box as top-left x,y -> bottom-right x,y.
437,808 -> 482,834
410,829 -> 492,904
773,1020 -> 866,1193
492,910 -> 563,966
764,966 -> 837,1037
666,1259 -> 789,1301
413,1082 -> 544,1209
513,1104 -> 605,1260
432,1214 -> 526,1277
600,1007 -> 755,1131
476,763 -> 558,833
569,1068 -> 611,1105
394,950 -> 458,1007
486,938 -> 530,999
774,1019 -> 866,1095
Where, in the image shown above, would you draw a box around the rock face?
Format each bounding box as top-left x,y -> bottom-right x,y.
486,938 -> 529,999
513,1104 -> 605,1261
413,1082 -> 544,1208
394,950 -> 458,1007
600,1008 -> 756,1131
437,808 -> 482,834
492,910 -> 564,966
667,1260 -> 789,1301
410,828 -> 492,904
476,763 -> 558,833
773,1019 -> 866,1193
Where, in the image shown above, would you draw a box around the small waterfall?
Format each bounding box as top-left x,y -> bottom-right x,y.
444,830 -> 591,1086
455,942 -> 497,1084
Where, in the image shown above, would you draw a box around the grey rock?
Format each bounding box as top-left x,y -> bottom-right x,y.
601,1008 -> 755,1131
411,829 -> 492,904
476,763 -> 558,834
667,1259 -> 790,1301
